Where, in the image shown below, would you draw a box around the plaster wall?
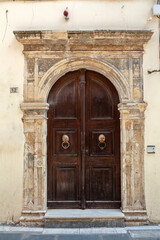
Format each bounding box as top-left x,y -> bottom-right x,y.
0,0 -> 160,223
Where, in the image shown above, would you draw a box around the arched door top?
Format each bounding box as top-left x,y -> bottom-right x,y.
38,58 -> 130,103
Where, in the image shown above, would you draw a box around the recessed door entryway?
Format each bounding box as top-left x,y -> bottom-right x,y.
47,70 -> 120,209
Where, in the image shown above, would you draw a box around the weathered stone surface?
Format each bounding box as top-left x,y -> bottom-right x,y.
14,30 -> 153,51
38,58 -> 60,79
20,103 -> 48,223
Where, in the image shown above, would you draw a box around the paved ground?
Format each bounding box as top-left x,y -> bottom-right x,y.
0,225 -> 160,240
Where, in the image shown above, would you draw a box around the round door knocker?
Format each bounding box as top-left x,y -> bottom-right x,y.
98,134 -> 106,150
62,134 -> 70,150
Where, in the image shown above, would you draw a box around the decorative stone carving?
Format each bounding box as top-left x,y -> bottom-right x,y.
14,30 -> 152,226
38,58 -> 60,79
20,102 -> 49,226
14,30 -> 152,51
118,102 -> 148,225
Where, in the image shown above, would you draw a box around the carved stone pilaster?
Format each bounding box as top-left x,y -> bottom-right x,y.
20,102 -> 49,226
118,102 -> 148,225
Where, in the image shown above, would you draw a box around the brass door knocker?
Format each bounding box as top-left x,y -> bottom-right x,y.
62,135 -> 70,149
98,134 -> 106,150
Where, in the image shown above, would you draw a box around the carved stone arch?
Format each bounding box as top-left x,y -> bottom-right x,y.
38,58 -> 130,103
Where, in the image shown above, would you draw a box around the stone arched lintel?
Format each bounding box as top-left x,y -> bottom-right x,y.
37,58 -> 130,103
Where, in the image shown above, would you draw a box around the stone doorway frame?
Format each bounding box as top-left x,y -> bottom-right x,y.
14,30 -> 152,226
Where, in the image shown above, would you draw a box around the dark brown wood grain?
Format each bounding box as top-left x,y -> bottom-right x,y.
47,70 -> 120,209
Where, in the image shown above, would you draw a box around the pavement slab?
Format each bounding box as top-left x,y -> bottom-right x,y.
0,233 -> 26,240
1,225 -> 160,239
25,234 -> 57,240
56,235 -> 102,240
0,232 -> 132,240
0,226 -> 43,233
0,233 -> 57,240
128,230 -> 160,239
102,234 -> 131,240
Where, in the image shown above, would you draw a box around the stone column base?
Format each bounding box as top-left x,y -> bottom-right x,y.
20,210 -> 46,227
123,210 -> 149,226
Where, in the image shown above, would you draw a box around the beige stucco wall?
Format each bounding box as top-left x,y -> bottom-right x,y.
0,0 -> 160,223
144,25 -> 160,222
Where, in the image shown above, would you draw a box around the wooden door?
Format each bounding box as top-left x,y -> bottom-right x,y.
47,70 -> 120,209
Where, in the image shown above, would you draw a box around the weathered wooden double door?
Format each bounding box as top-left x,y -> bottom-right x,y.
47,70 -> 120,209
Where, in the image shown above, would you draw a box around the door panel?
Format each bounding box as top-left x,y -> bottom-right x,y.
90,79 -> 113,119
55,167 -> 77,201
47,70 -> 120,209
54,79 -> 78,119
90,167 -> 113,201
47,71 -> 81,208
85,71 -> 120,208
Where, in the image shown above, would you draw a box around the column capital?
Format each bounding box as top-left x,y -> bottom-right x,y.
118,102 -> 147,119
21,102 -> 49,111
20,102 -> 49,120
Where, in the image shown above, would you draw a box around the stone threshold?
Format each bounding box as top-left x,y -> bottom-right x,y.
45,209 -> 125,228
45,209 -> 124,220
